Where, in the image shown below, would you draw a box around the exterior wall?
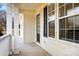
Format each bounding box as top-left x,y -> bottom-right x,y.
35,4 -> 79,56
20,10 -> 35,43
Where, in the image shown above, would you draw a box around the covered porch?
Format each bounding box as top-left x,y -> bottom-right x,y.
0,3 -> 79,56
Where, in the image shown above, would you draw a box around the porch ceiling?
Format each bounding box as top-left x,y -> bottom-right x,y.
19,3 -> 42,12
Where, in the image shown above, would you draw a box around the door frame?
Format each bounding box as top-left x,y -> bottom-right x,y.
36,13 -> 41,43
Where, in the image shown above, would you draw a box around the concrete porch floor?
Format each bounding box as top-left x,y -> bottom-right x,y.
17,43 -> 51,56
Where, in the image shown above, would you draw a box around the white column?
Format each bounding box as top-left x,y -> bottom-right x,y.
6,4 -> 13,54
6,5 -> 12,36
12,5 -> 20,51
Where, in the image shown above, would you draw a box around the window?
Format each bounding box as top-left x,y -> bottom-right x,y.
48,3 -> 55,38
43,6 -> 47,37
59,17 -> 74,42
44,3 -> 79,43
59,3 -> 79,43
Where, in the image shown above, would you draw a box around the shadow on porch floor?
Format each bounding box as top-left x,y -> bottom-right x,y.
13,43 -> 51,56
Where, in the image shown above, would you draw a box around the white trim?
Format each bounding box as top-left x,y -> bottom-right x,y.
59,12 -> 79,19
48,15 -> 55,22
56,3 -> 59,40
35,42 -> 41,46
47,3 -> 56,39
35,13 -> 41,43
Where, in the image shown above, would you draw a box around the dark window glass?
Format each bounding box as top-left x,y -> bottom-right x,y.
36,14 -> 40,43
74,3 -> 79,7
75,30 -> 79,43
59,18 -> 66,40
59,19 -> 65,29
59,30 -> 65,40
59,6 -> 64,17
66,17 -> 73,30
59,17 -> 74,42
66,30 -> 74,42
65,17 -> 74,42
49,21 -> 55,38
74,15 -> 79,43
43,6 -> 47,37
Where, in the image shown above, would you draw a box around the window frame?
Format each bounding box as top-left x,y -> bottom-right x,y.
59,3 -> 79,43
47,3 -> 56,38
43,3 -> 79,44
43,6 -> 48,37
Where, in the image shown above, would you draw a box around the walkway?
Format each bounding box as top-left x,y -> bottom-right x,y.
19,43 -> 51,56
